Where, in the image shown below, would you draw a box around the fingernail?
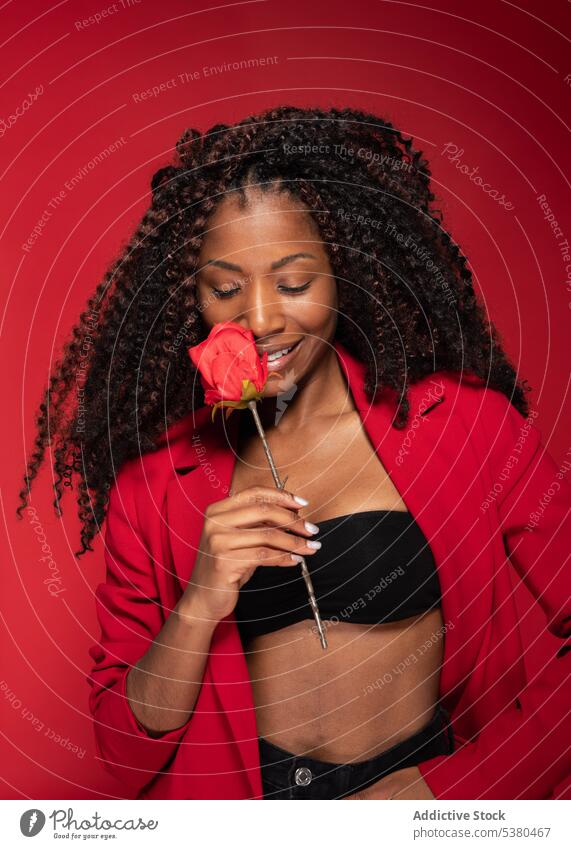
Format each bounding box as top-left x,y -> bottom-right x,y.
304,521 -> 320,534
293,495 -> 309,506
307,540 -> 322,549
291,553 -> 303,563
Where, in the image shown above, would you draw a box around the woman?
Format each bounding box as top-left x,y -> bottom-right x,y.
19,105 -> 570,800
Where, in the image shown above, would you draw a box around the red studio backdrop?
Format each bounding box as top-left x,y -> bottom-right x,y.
1,0 -> 569,799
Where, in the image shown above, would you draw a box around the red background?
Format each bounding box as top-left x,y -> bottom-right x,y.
1,0 -> 569,798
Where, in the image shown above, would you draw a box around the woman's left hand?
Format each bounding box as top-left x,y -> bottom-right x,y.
342,766 -> 435,800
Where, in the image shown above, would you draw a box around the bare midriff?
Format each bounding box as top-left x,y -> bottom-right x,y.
230,409 -> 444,763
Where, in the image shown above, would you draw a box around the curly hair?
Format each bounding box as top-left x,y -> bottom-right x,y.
17,104 -> 530,556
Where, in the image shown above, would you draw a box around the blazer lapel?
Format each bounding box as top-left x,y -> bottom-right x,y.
165,340 -> 486,795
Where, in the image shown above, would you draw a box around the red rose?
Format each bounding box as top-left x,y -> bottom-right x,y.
188,322 -> 274,420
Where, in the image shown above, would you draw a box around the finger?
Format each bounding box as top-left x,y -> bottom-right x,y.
211,503 -> 319,537
232,546 -> 310,568
210,485 -> 308,516
212,527 -> 322,556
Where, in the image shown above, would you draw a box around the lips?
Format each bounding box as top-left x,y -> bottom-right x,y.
257,338 -> 301,357
259,338 -> 302,371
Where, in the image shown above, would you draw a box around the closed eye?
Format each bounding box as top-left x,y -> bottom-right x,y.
211,281 -> 312,298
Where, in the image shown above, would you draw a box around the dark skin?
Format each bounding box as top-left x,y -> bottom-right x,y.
192,185 -> 442,799
125,185 -> 439,799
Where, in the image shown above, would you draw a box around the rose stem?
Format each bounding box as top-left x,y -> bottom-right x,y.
246,400 -> 328,650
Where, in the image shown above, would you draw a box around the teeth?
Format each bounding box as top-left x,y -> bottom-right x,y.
267,345 -> 293,362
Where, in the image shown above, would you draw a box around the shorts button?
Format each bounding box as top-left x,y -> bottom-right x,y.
294,766 -> 313,786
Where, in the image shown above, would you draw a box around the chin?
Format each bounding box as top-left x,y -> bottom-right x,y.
262,374 -> 298,397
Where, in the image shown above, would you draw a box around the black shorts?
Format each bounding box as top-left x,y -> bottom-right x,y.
258,704 -> 454,799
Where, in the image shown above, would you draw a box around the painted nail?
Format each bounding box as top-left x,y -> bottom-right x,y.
304,521 -> 320,534
293,495 -> 310,505
307,540 -> 322,550
291,553 -> 303,563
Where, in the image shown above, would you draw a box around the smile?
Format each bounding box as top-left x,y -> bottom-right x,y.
263,339 -> 302,370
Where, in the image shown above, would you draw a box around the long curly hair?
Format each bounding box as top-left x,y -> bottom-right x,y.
17,104 -> 530,555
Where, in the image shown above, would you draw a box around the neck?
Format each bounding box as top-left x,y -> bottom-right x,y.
251,344 -> 357,435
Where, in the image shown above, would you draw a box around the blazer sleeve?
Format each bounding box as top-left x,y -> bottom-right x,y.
86,463 -> 194,796
418,390 -> 571,799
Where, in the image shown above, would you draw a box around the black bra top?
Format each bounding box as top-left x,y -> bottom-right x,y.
234,509 -> 441,642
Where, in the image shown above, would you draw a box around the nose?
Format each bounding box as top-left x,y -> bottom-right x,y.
236,273 -> 286,341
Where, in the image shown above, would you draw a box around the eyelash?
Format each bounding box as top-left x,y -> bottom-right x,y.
212,281 -> 312,299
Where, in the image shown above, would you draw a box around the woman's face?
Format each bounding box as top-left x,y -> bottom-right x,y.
195,187 -> 338,396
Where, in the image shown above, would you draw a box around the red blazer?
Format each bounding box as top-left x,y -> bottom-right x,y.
87,340 -> 571,800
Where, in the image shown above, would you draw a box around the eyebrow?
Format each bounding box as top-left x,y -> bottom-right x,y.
201,252 -> 318,272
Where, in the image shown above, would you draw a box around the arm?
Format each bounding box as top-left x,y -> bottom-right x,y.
418,392 -> 571,799
86,464 -> 214,795
125,593 -> 216,738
